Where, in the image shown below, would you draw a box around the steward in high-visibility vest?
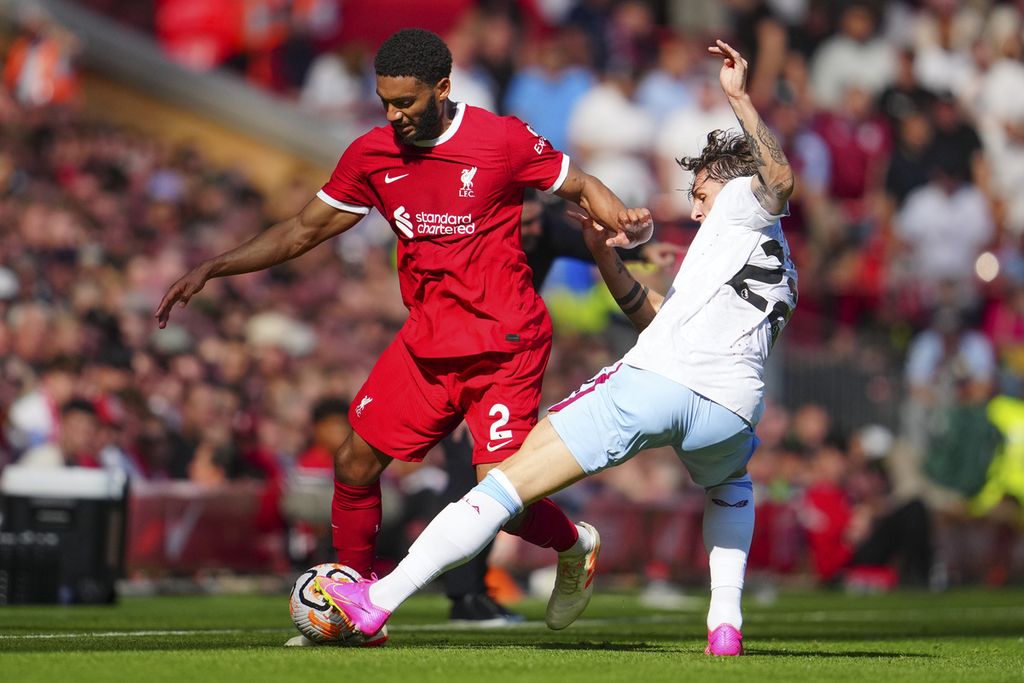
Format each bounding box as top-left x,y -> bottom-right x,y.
971,395 -> 1024,522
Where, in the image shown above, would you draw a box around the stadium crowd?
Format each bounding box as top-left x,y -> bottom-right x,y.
2,0 -> 1024,589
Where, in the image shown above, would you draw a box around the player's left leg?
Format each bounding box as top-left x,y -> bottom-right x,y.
673,403 -> 757,657
702,468 -> 754,656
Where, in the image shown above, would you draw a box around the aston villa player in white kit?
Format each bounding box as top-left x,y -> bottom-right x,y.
316,40 -> 796,656
156,28 -> 653,643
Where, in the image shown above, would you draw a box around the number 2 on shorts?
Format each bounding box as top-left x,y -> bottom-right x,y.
489,403 -> 512,441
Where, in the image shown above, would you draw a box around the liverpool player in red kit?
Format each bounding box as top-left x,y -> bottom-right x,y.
156,29 -> 652,641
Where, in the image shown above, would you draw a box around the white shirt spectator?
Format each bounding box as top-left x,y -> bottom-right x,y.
568,81 -> 655,157
449,65 -> 496,113
300,53 -> 364,113
568,80 -> 657,206
811,35 -> 895,110
895,181 -> 994,285
974,58 -> 1024,234
6,389 -> 57,451
654,85 -> 737,213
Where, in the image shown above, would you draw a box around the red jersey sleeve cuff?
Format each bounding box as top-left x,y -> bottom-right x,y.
316,190 -> 370,214
542,154 -> 571,195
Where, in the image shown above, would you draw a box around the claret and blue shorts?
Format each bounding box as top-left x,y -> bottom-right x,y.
548,363 -> 757,488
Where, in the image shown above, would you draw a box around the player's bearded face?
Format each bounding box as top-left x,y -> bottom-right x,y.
377,76 -> 447,143
407,94 -> 443,141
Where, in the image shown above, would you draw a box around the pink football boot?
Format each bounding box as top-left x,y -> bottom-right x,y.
705,623 -> 743,656
314,576 -> 392,638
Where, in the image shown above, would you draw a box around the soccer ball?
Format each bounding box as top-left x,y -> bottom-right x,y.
289,563 -> 361,643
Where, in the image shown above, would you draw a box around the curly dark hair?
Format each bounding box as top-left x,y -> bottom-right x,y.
374,28 -> 452,85
677,129 -> 758,197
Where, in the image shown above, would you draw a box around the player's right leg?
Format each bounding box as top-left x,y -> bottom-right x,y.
315,417 -> 588,637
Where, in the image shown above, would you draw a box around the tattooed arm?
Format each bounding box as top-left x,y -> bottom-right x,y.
709,39 -> 795,214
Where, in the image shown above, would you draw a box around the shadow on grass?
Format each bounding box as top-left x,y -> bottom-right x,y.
0,635 -> 946,658
749,649 -> 934,659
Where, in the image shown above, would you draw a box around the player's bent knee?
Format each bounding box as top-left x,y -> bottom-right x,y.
334,431 -> 389,485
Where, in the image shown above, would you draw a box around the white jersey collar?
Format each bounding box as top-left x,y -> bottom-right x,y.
412,102 -> 465,147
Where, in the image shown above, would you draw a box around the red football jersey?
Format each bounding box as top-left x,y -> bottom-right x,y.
318,103 -> 569,358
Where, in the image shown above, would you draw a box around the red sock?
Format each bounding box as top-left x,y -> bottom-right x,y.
506,497 -> 578,552
331,479 -> 382,576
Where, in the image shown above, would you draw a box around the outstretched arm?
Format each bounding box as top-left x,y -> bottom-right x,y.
155,196 -> 362,327
554,163 -> 654,248
569,211 -> 664,331
710,39 -> 794,213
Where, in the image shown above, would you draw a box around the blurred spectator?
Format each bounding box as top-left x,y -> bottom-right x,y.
603,0 -> 659,74
810,2 -> 895,111
897,305 -> 998,586
927,93 -> 984,188
968,395 -> 1024,586
295,396 -> 350,472
635,34 -> 696,125
565,0 -> 615,71
653,74 -> 737,219
800,428 -> 933,588
893,160 -> 994,298
284,396 -> 351,567
473,8 -> 520,113
2,5 -> 79,108
504,29 -> 595,151
5,356 -> 78,452
983,280 -> 1024,396
800,445 -> 854,583
770,88 -> 831,238
567,67 -> 656,206
974,32 -> 1024,234
18,398 -> 102,468
813,84 -> 891,221
876,48 -> 937,128
884,109 -> 933,206
300,44 -> 370,118
910,1 -> 978,98
446,22 -> 498,112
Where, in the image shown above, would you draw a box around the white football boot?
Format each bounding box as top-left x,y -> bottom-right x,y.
545,522 -> 601,630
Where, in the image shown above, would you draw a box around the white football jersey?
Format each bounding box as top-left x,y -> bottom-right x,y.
622,176 -> 797,425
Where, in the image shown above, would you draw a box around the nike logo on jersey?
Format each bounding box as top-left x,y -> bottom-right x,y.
712,498 -> 750,508
384,172 -> 409,184
486,439 -> 514,452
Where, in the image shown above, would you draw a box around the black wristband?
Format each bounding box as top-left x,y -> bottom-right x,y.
614,280 -> 642,306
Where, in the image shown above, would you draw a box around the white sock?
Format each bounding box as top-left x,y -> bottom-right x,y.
369,487 -> 513,612
703,475 -> 754,631
559,523 -> 595,557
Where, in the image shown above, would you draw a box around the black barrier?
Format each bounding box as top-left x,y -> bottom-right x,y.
0,467 -> 128,605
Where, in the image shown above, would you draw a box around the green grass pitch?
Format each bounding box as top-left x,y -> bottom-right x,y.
1,588 -> 1022,682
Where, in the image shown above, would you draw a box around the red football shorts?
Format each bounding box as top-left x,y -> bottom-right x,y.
349,338 -> 550,465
